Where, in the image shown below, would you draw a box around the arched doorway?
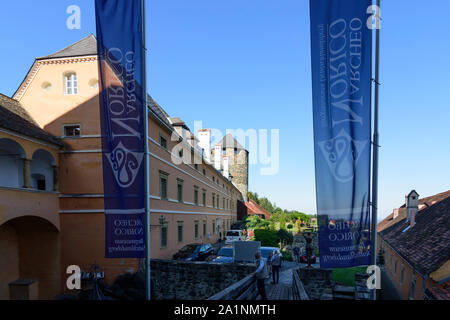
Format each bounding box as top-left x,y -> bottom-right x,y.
31,149 -> 56,191
0,138 -> 26,188
0,216 -> 60,300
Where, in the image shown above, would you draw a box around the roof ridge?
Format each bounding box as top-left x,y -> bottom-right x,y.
36,34 -> 97,60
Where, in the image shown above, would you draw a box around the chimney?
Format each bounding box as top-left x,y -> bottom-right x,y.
393,208 -> 399,219
198,129 -> 211,163
169,117 -> 189,139
223,156 -> 230,179
214,145 -> 222,171
406,190 -> 419,223
410,208 -> 416,228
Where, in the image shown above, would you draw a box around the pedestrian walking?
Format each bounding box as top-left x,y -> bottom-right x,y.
293,246 -> 300,264
252,251 -> 267,300
271,250 -> 282,284
267,251 -> 273,279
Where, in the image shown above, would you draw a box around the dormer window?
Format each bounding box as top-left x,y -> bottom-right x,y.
65,72 -> 78,95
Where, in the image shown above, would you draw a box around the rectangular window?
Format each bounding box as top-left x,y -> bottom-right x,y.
216,195 -> 219,208
177,179 -> 184,202
160,223 -> 168,248
212,221 -> 215,235
194,186 -> 199,205
63,124 -> 81,137
212,193 -> 215,208
160,135 -> 168,149
194,221 -> 199,240
194,164 -> 198,170
159,171 -> 169,200
202,190 -> 206,206
203,220 -> 206,237
223,198 -> 225,209
177,221 -> 184,243
394,260 -> 397,275
65,73 -> 78,95
203,169 -> 206,176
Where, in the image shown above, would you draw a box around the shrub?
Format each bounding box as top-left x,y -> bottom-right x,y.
277,229 -> 293,245
254,229 -> 279,247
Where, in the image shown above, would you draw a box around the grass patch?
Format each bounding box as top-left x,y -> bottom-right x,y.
332,266 -> 367,286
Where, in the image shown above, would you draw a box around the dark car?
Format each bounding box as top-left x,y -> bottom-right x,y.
172,244 -> 214,261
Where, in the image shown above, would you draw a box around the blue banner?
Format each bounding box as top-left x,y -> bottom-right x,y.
95,0 -> 146,258
310,0 -> 372,268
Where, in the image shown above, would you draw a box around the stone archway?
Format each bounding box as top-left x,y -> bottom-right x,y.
0,216 -> 60,300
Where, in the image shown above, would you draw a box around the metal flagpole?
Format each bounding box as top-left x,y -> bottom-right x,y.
370,0 -> 381,301
141,0 -> 151,301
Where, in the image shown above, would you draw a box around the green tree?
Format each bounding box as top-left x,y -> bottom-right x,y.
277,229 -> 293,245
254,229 -> 279,247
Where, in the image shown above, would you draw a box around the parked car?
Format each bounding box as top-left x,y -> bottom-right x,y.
212,246 -> 234,263
225,230 -> 244,244
172,244 -> 214,261
260,247 -> 280,261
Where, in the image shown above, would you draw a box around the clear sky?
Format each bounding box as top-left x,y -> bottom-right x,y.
0,1 -> 449,219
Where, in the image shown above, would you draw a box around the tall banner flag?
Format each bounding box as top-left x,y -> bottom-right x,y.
95,0 -> 146,258
310,0 -> 372,268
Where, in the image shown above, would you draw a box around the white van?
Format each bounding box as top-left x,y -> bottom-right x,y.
225,230 -> 244,244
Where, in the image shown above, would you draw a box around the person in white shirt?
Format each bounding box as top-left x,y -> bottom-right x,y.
252,251 -> 267,300
270,250 -> 282,284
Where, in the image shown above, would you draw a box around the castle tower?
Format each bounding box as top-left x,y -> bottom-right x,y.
218,134 -> 249,201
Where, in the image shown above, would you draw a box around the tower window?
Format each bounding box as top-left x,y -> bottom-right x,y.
65,73 -> 78,95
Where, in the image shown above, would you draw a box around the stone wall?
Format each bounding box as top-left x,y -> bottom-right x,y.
297,268 -> 334,300
150,259 -> 255,300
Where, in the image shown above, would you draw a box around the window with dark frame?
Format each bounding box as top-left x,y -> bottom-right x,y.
194,221 -> 199,240
177,221 -> 183,243
160,223 -> 168,248
160,135 -> 168,149
194,186 -> 199,205
64,125 -> 81,137
177,179 -> 183,202
159,171 -> 168,200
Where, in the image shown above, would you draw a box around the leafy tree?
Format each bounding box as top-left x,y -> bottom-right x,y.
277,229 -> 293,245
279,214 -> 286,230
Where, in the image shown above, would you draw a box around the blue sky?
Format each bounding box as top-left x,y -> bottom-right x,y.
0,1 -> 449,219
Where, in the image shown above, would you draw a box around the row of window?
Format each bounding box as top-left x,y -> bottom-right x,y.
159,134 -> 234,196
42,73 -> 99,95
382,244 -> 418,299
160,219 -> 233,248
159,170 -> 234,210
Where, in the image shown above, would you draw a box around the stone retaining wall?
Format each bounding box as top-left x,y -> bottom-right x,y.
150,259 -> 255,300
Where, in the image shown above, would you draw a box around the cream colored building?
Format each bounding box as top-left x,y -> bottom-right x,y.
0,35 -> 246,297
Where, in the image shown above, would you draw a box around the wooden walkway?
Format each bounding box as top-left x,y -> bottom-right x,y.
256,268 -> 295,300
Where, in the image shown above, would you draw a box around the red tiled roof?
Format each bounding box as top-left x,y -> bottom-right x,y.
379,194 -> 450,276
378,190 -> 450,232
243,199 -> 271,219
427,280 -> 450,300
